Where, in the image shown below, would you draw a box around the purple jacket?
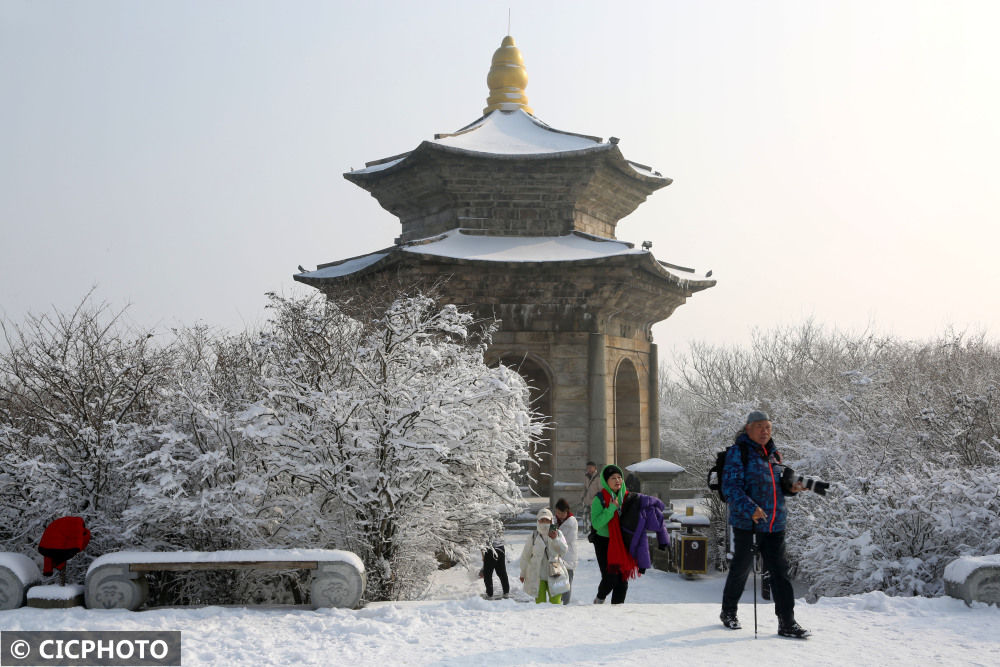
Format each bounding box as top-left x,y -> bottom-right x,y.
619,492 -> 670,570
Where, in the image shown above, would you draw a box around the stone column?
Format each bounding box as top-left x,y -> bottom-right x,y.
588,333 -> 608,465
648,343 -> 660,459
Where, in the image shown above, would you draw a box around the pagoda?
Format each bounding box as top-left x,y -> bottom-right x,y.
295,36 -> 715,496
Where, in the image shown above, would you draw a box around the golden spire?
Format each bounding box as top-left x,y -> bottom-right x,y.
483,35 -> 533,115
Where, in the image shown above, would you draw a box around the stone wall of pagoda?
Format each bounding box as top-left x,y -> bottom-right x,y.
347,147 -> 659,244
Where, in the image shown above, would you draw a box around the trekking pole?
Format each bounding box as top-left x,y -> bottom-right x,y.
752,522 -> 758,639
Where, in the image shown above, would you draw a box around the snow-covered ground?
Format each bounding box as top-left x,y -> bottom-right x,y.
2,532 -> 998,666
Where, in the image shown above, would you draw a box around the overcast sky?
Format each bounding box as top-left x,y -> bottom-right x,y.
2,0 -> 998,358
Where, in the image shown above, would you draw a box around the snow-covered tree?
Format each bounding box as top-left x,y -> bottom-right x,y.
663,323 -> 1000,596
0,296 -> 173,580
243,293 -> 536,601
1,290 -> 539,604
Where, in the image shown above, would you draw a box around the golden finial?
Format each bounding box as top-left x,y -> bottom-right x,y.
483,35 -> 533,115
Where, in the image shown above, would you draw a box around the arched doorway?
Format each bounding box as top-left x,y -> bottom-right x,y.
498,354 -> 553,496
614,358 -> 642,467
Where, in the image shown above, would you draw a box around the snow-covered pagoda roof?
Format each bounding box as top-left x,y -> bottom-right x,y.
351,109 -> 668,184
296,228 -> 714,292
433,109 -> 601,155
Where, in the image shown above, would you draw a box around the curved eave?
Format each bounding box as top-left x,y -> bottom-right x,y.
295,245 -> 715,294
640,254 -> 717,293
344,140 -> 671,190
293,247 -> 399,287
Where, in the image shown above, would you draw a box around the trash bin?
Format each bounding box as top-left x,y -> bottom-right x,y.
670,506 -> 710,578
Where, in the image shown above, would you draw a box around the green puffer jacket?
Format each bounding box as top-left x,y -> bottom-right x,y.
590,464 -> 628,538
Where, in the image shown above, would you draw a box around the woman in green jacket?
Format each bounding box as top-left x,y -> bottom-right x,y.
590,464 -> 638,604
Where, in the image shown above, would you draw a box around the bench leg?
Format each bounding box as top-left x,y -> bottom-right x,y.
86,564 -> 149,610
311,561 -> 365,609
0,565 -> 28,610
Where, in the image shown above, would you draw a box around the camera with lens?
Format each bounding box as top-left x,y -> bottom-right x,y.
780,466 -> 830,496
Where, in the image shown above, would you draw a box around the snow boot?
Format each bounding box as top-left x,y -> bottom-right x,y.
593,596 -> 606,604
720,611 -> 741,630
778,620 -> 810,639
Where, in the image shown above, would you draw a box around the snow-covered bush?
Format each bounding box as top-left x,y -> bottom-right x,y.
664,323 -> 1000,596
0,297 -> 173,581
120,326 -> 278,604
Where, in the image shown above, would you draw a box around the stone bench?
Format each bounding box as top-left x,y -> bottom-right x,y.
943,554 -> 1000,606
85,549 -> 365,611
0,553 -> 43,610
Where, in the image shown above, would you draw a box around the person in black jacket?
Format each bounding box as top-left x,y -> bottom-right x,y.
481,538 -> 509,599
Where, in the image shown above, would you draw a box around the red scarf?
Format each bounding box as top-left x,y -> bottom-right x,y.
601,489 -> 639,580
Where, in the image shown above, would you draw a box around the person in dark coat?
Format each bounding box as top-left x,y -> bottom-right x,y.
624,471 -> 642,494
619,492 -> 670,571
482,538 -> 510,599
720,410 -> 811,639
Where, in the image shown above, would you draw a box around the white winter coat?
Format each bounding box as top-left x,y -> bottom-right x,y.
557,515 -> 579,570
519,526 -> 568,596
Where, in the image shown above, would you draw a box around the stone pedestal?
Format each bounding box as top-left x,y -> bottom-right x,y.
27,584 -> 86,609
311,560 -> 366,609
944,555 -> 1000,605
624,458 -> 685,510
85,563 -> 149,610
0,554 -> 42,610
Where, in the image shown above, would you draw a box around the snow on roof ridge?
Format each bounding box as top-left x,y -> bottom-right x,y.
435,109 -> 602,144
429,109 -> 605,156
398,227 -> 642,263
297,228 -> 714,287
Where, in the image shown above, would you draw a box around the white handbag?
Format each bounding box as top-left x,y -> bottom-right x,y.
545,544 -> 571,595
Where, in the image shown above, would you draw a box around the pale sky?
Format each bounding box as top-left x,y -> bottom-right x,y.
2,0 -> 998,357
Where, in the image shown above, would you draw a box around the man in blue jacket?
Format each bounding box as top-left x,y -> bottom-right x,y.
720,410 -> 810,638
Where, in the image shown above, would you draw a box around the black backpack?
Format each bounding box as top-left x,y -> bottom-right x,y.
707,440 -> 749,502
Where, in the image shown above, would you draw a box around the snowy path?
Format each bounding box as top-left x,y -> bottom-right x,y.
2,535 -> 998,666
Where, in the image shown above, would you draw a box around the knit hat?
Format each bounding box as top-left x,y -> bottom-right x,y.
602,464 -> 624,482
746,410 -> 771,425
536,508 -> 554,522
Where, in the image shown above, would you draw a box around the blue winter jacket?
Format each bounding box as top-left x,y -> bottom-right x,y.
722,433 -> 793,533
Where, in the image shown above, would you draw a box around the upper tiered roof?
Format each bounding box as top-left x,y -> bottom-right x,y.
296,34 -> 716,315
353,108 -> 666,180
344,35 -> 672,243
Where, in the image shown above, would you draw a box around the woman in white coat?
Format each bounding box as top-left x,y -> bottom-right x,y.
554,498 -> 579,604
519,508 -> 569,604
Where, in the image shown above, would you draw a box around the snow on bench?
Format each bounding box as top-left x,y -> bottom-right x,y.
0,553 -> 43,610
85,549 -> 365,611
943,554 -> 1000,606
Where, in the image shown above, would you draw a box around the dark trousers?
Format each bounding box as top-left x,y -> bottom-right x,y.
722,528 -> 795,622
593,534 -> 628,604
483,546 -> 509,597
